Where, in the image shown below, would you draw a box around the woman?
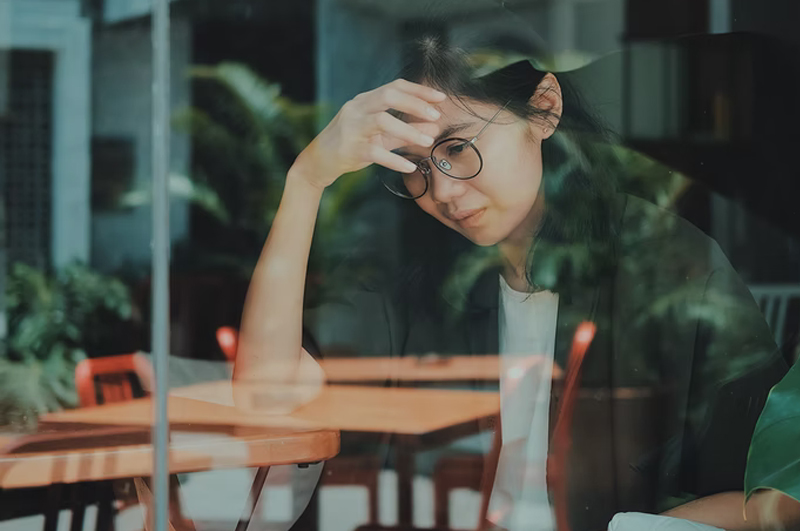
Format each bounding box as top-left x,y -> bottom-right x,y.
233,38 -> 796,530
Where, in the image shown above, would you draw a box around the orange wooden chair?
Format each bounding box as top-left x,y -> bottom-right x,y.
74,353 -> 195,531
217,326 -> 383,528
216,327 -> 239,363
547,321 -> 596,531
75,353 -> 155,407
433,322 -> 597,531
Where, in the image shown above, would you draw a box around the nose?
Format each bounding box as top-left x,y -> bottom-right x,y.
428,166 -> 467,204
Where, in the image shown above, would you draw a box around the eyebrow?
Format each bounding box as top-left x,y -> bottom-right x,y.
395,122 -> 475,157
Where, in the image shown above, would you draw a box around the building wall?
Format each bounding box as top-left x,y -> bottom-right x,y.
103,0 -> 180,25
90,16 -> 191,273
1,0 -> 92,269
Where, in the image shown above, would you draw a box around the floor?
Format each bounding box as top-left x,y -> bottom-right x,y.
0,469 -> 482,531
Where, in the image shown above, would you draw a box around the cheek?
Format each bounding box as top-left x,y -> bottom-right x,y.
477,150 -> 542,212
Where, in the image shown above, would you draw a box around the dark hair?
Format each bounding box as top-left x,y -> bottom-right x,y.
388,37 -> 622,318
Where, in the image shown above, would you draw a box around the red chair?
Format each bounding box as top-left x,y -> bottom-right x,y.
217,327 -> 383,528
434,322 -> 597,531
75,353 -> 154,407
216,326 -> 238,362
74,354 -> 194,531
547,321 -> 596,531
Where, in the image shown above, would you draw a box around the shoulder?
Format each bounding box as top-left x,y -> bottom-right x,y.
616,193 -> 725,281
619,194 -> 717,251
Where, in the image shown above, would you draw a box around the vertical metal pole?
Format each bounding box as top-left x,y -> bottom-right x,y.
151,0 -> 170,530
0,4 -> 10,347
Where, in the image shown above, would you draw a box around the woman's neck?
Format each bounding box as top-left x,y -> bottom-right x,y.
498,192 -> 546,292
499,244 -> 533,292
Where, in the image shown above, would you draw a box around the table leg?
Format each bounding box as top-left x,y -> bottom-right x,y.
43,484 -> 63,531
69,484 -> 86,531
395,446 -> 414,528
235,466 -> 270,531
96,482 -> 116,531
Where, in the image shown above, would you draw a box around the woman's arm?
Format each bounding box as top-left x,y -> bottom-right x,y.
663,242 -> 796,530
230,79 -> 445,410
232,166 -> 325,387
663,490 -> 800,530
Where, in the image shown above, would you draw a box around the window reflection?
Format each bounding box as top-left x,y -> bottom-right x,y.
1,1 -> 799,531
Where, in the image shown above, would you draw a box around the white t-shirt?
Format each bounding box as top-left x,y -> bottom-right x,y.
488,274 -> 559,531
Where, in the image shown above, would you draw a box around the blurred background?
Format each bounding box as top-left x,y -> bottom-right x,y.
1,0 -> 799,530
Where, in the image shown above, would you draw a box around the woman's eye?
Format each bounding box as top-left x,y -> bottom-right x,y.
448,143 -> 468,156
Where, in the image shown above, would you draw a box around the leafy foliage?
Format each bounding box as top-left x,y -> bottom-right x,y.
745,361 -> 800,506
0,262 -> 132,430
171,62 -> 319,235
124,63 -> 380,304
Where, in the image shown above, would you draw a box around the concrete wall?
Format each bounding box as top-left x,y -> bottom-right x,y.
90,16 -> 191,273
103,0 -> 180,25
1,0 -> 92,268
316,0 -> 404,115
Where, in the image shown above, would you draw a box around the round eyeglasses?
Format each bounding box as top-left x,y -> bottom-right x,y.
381,101 -> 510,200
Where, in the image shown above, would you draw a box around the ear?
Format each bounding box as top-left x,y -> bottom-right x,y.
529,73 -> 563,140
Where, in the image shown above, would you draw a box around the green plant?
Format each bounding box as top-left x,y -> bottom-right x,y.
745,361 -> 800,508
120,63 -> 381,304
0,262 -> 132,430
171,63 -> 320,234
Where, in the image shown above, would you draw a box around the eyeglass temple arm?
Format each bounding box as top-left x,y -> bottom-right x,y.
469,100 -> 511,144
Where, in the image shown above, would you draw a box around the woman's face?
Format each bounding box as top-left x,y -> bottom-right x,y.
398,96 -> 549,247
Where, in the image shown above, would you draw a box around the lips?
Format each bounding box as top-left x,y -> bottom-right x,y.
448,208 -> 486,228
448,208 -> 484,221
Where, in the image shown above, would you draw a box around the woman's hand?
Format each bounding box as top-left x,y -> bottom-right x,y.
293,78 -> 446,190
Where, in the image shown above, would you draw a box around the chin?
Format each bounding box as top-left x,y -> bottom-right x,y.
459,228 -> 503,247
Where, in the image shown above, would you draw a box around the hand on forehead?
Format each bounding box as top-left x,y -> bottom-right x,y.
401,97 -> 504,146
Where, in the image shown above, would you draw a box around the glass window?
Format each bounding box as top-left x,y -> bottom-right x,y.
2,1 -> 798,531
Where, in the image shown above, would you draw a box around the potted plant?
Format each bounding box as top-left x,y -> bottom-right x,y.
0,262 -> 132,430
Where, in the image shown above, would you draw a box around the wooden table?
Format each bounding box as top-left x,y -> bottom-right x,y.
41,382 -> 501,528
0,426 -> 338,489
319,355 -> 501,384
1,415 -> 338,531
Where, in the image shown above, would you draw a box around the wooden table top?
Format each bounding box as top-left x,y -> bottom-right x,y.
0,425 -> 338,489
319,355 -> 501,383
40,382 -> 501,437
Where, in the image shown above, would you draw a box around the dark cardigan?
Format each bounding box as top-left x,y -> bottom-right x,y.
304,194 -> 787,530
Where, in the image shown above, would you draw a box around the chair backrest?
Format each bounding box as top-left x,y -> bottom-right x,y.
549,322 -> 596,531
216,326 -> 239,362
476,322 -> 596,531
749,284 -> 800,358
75,353 -> 154,407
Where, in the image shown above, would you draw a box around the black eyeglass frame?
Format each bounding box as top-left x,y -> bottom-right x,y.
381,100 -> 511,199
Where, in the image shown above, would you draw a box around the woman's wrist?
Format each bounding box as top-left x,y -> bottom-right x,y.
287,161 -> 324,193
288,149 -> 340,192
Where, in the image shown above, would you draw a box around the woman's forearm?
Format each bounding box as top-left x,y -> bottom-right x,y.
663,491 -> 800,530
233,163 -> 324,384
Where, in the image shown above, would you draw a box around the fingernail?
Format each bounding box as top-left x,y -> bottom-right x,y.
404,161 -> 418,172
420,135 -> 434,146
427,107 -> 441,119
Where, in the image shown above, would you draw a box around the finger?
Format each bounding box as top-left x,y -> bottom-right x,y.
409,121 -> 440,138
375,112 -> 435,147
382,121 -> 440,152
390,78 -> 447,102
366,144 -> 419,174
366,85 -> 443,122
